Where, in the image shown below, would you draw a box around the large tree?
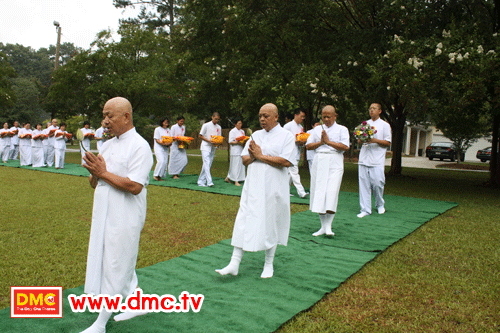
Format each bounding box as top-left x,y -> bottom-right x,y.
0,51 -> 16,113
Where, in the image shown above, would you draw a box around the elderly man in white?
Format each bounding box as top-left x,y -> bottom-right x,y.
46,118 -> 59,167
216,103 -> 296,279
306,106 -> 349,236
197,112 -> 222,187
357,103 -> 392,218
283,108 -> 308,198
80,97 -> 153,333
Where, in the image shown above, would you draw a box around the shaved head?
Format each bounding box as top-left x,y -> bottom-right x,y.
260,103 -> 278,116
102,97 -> 134,137
322,105 -> 336,115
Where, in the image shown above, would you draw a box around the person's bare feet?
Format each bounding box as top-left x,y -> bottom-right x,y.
235,182 -> 241,186
225,177 -> 231,183
173,175 -> 179,179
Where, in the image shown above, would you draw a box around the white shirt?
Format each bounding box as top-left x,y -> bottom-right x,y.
10,126 -> 20,145
31,129 -> 45,148
54,130 -> 68,149
47,125 -> 59,146
358,118 -> 392,167
153,126 -> 170,152
18,128 -> 32,146
228,127 -> 246,156
306,128 -> 315,161
306,122 -> 350,154
199,121 -> 222,152
0,128 -> 11,146
80,127 -> 93,149
283,120 -> 304,161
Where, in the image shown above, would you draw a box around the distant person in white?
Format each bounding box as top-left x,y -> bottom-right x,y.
197,112 -> 222,187
357,103 -> 392,218
94,120 -> 107,153
31,123 -> 46,167
0,122 -> 11,163
306,119 -> 321,172
18,122 -> 32,166
283,108 -> 308,198
42,122 -> 51,165
9,120 -> 20,160
306,106 -> 349,236
54,123 -> 69,169
153,117 -> 172,181
216,103 -> 296,279
46,118 -> 59,167
225,119 -> 246,186
80,121 -> 93,165
168,116 -> 188,179
80,97 -> 153,333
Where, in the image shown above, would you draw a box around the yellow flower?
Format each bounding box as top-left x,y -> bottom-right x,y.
368,130 -> 373,135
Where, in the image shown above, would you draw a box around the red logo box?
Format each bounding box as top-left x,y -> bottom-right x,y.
11,286 -> 63,318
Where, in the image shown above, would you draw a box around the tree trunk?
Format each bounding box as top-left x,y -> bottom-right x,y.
490,113 -> 500,187
388,104 -> 406,176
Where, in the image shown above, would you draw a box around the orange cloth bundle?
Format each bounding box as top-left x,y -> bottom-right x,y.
235,135 -> 250,144
296,133 -> 310,142
161,136 -> 173,144
49,129 -> 57,135
84,133 -> 95,139
0,132 -> 7,138
211,135 -> 224,145
55,132 -> 65,137
66,133 -> 72,139
20,134 -> 32,139
175,136 -> 194,149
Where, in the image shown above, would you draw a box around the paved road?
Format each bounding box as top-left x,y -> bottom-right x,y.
384,156 -> 488,172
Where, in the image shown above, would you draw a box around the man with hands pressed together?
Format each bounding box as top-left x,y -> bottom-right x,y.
81,97 -> 153,333
216,103 -> 296,279
306,105 -> 349,236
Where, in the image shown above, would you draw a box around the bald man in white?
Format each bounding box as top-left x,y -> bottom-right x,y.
80,97 -> 153,333
306,106 -> 349,236
216,103 -> 296,278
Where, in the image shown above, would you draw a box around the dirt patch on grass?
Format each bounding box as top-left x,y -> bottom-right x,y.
436,163 -> 489,171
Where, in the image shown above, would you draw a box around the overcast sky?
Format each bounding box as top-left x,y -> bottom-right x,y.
0,0 -> 142,50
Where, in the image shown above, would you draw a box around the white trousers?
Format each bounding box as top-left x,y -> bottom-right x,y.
154,147 -> 169,178
358,165 -> 385,214
0,144 -> 10,162
55,148 -> 66,168
46,145 -> 55,167
9,144 -> 19,160
309,153 -> 344,214
197,149 -> 215,186
288,164 -> 306,197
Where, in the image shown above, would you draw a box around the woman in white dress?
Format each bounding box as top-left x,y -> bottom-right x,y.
168,116 -> 188,179
31,123 -> 46,167
225,120 -> 246,186
0,122 -> 12,163
153,117 -> 172,181
18,122 -> 33,166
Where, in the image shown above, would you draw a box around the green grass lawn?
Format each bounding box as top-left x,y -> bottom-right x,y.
0,152 -> 499,332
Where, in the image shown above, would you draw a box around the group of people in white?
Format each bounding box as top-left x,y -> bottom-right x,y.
0,119 -> 71,168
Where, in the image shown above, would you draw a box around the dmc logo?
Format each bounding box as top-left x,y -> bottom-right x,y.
11,286 -> 63,318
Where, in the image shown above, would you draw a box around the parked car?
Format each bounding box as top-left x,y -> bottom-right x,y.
425,142 -> 464,162
476,147 -> 492,162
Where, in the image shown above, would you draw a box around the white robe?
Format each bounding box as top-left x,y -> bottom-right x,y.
54,130 -> 67,168
307,122 -> 350,214
153,126 -> 170,178
18,128 -> 32,166
227,127 -> 246,182
31,130 -> 46,167
95,127 -> 105,152
0,129 -> 11,162
231,124 -> 296,252
84,128 -> 153,297
80,127 -> 93,164
358,118 -> 392,214
168,124 -> 187,175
